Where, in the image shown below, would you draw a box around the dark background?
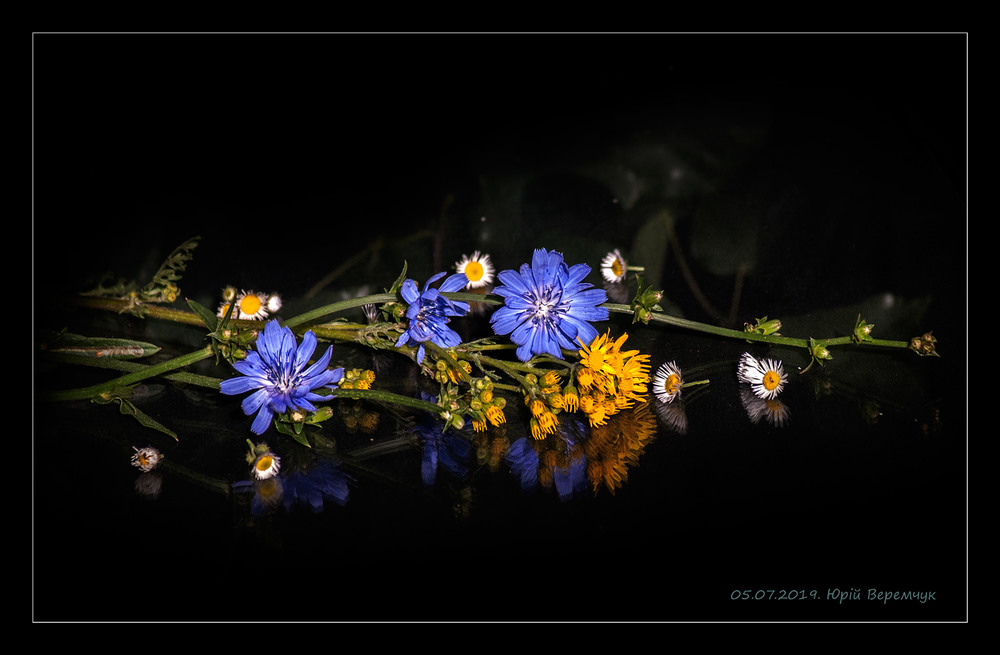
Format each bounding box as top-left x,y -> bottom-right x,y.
33,33 -> 967,622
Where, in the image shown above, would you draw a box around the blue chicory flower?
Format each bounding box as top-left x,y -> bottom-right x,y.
394,272 -> 470,364
489,248 -> 609,362
220,319 -> 344,435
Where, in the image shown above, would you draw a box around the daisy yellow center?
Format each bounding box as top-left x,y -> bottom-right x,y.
256,455 -> 274,472
611,258 -> 624,276
464,261 -> 484,282
762,370 -> 781,391
240,295 -> 262,315
663,373 -> 680,394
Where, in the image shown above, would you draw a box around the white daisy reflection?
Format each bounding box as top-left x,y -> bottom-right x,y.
654,397 -> 689,435
739,386 -> 791,427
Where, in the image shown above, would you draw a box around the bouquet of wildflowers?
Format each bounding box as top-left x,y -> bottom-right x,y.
40,236 -> 938,505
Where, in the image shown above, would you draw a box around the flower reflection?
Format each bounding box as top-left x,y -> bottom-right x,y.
653,396 -> 689,435
584,402 -> 657,495
234,457 -> 351,516
739,386 -> 791,427
235,476 -> 285,516
474,430 -> 510,472
282,459 -> 350,512
421,427 -> 473,486
506,403 -> 657,500
506,428 -> 588,501
134,472 -> 163,499
409,397 -> 475,486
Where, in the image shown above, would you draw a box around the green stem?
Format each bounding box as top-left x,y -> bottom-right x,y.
41,352 -> 223,389
283,293 -> 399,329
331,388 -> 444,416
602,303 -> 910,351
45,345 -> 216,402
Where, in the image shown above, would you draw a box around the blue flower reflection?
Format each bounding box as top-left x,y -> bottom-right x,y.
234,459 -> 350,515
505,435 -> 588,502
415,420 -> 473,486
282,459 -> 351,512
506,438 -> 540,491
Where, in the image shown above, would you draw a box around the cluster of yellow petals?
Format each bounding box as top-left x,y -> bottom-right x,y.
338,368 -> 377,391
574,331 -> 651,427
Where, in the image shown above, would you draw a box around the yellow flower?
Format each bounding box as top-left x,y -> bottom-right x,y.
563,385 -> 579,412
537,409 -> 558,434
577,331 -> 619,380
486,404 -> 506,426
577,331 -> 651,404
587,402 -> 608,427
541,370 -> 562,388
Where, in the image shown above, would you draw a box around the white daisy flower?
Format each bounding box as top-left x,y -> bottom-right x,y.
130,446 -> 163,472
455,250 -> 496,289
601,249 -> 627,284
252,451 -> 281,480
653,360 -> 684,404
737,352 -> 788,400
455,251 -> 495,289
218,290 -> 274,320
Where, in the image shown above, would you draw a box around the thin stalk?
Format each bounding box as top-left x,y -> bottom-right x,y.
45,345 -> 215,402
330,388 -> 444,416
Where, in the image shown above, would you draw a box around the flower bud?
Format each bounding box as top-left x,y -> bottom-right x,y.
853,315 -> 875,344
809,337 -> 833,364
744,316 -> 782,336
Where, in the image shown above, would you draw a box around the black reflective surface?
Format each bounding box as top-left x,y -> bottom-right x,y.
33,33 -> 967,622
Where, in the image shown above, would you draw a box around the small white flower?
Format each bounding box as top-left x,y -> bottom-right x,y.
737,352 -> 787,400
601,249 -> 627,284
266,293 -> 283,314
252,451 -> 281,480
130,446 -> 163,472
653,360 -> 684,404
455,251 -> 495,289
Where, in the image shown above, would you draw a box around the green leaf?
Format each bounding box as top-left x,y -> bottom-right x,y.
45,333 -> 161,359
186,298 -> 220,331
386,260 -> 408,294
92,389 -> 178,440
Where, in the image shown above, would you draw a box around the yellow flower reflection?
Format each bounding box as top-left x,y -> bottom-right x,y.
583,402 -> 657,495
